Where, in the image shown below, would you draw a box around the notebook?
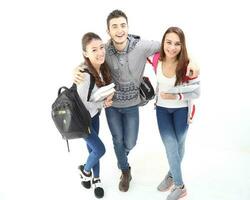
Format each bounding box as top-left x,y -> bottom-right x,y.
90,83 -> 115,102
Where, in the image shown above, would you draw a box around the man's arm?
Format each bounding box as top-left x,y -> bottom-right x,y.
186,58 -> 200,78
73,64 -> 85,84
141,40 -> 161,57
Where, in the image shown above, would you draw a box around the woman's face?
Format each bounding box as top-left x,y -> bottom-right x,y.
84,39 -> 105,67
164,32 -> 182,59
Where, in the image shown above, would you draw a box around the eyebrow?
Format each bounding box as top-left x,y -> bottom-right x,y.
111,22 -> 127,27
165,39 -> 181,43
90,44 -> 104,49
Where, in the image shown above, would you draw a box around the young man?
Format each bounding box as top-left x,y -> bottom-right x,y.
74,10 -> 199,192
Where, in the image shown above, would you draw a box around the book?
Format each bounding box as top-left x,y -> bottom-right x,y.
164,84 -> 199,94
90,83 -> 115,102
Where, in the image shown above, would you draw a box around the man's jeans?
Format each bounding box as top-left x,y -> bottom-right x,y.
105,105 -> 139,171
156,106 -> 189,186
84,113 -> 106,178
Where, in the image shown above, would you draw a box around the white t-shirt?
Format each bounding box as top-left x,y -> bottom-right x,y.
156,61 -> 188,108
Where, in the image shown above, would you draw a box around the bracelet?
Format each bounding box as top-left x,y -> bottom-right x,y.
177,93 -> 183,100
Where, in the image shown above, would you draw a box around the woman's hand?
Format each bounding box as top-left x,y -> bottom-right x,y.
73,65 -> 85,84
160,92 -> 177,100
103,93 -> 114,108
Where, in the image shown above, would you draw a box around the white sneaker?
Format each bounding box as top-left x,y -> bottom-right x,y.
167,185 -> 187,200
92,178 -> 104,198
78,165 -> 92,189
157,175 -> 174,192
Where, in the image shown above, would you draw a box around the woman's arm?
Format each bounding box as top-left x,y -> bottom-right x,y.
161,77 -> 200,100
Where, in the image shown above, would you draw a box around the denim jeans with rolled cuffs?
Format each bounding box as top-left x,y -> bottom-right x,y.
105,105 -> 139,171
156,106 -> 189,186
84,112 -> 106,178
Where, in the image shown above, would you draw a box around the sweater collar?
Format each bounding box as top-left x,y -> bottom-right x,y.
106,34 -> 140,55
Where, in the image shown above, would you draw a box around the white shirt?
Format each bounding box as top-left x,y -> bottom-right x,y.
77,73 -> 103,117
156,61 -> 188,108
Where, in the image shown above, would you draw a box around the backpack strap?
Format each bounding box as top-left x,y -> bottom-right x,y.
81,69 -> 95,101
62,69 -> 94,153
66,139 -> 70,152
152,52 -> 160,73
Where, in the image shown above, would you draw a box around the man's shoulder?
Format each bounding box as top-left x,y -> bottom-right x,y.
137,39 -> 160,46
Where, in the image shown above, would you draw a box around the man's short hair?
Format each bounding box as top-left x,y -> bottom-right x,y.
106,9 -> 128,29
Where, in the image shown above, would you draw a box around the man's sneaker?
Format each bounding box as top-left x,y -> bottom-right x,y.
78,165 -> 92,189
92,178 -> 104,198
119,167 -> 132,192
157,174 -> 174,192
167,185 -> 187,200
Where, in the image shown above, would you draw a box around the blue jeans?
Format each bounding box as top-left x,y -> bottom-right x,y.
156,106 -> 189,186
84,112 -> 106,178
105,105 -> 139,170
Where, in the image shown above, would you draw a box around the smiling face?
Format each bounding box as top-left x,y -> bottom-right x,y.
163,32 -> 182,60
107,17 -> 128,48
84,39 -> 105,68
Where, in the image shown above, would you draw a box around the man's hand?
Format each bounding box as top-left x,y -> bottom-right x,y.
73,65 -> 85,84
186,60 -> 200,78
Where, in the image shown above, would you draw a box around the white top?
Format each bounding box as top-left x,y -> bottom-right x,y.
156,62 -> 188,108
77,73 -> 103,117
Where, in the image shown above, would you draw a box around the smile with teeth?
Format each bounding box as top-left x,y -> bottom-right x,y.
116,34 -> 125,38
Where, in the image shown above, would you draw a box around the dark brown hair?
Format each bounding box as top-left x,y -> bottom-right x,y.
106,9 -> 128,30
81,32 -> 112,87
159,27 -> 189,85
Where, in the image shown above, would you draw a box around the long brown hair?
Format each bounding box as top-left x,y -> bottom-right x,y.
159,27 -> 189,86
81,32 -> 112,87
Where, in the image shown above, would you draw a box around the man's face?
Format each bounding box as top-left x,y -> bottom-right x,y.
107,17 -> 128,46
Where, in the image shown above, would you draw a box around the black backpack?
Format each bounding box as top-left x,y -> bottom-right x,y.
51,69 -> 95,151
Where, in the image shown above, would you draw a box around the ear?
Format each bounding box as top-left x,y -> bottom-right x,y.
106,29 -> 111,37
82,51 -> 88,58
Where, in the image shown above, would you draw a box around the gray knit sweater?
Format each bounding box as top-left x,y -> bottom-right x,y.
105,35 -> 160,108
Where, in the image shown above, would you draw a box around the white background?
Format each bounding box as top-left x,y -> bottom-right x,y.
0,0 -> 250,199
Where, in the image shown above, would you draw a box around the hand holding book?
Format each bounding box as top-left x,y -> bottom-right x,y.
90,83 -> 116,102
